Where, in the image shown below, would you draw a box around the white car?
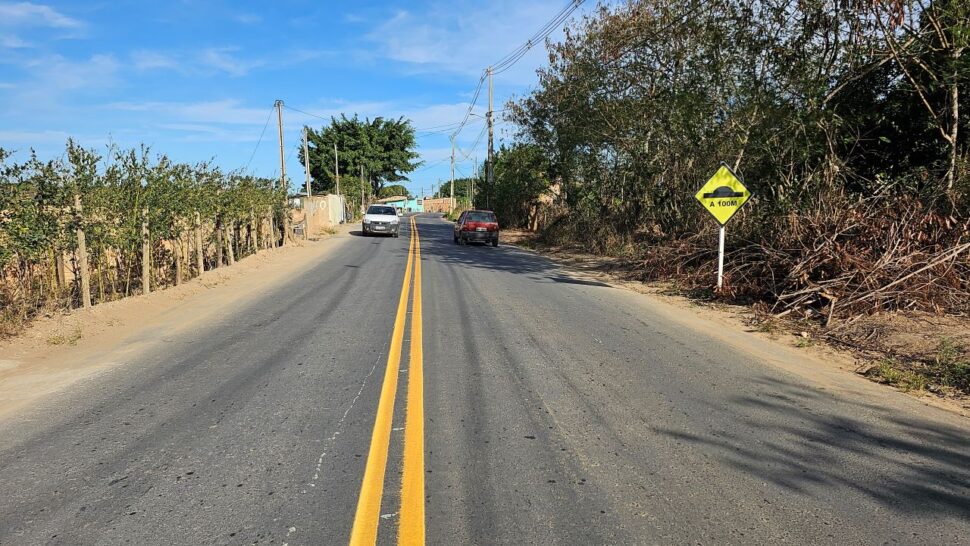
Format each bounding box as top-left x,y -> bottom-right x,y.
362,205 -> 401,237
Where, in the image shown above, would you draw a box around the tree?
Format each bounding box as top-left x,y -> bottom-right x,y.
489,144 -> 550,227
299,115 -> 421,198
379,184 -> 410,198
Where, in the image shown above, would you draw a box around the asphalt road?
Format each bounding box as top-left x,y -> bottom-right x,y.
1,214 -> 968,545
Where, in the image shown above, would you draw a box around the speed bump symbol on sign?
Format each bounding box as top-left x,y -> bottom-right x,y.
695,163 -> 751,225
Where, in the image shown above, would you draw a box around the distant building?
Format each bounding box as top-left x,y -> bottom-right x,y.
422,197 -> 454,214
376,195 -> 423,213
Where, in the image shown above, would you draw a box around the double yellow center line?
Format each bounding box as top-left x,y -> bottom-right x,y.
349,216 -> 425,545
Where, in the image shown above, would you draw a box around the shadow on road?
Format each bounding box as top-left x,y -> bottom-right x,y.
415,216 -> 610,287
654,374 -> 970,518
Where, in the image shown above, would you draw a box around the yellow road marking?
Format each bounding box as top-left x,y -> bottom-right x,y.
349,219 -> 416,546
399,216 -> 425,545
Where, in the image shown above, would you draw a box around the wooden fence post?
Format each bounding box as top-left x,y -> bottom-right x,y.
249,209 -> 257,254
141,207 -> 150,295
55,250 -> 67,291
174,234 -> 183,286
269,208 -> 277,249
215,216 -> 224,267
74,194 -> 92,308
195,211 -> 204,275
226,222 -> 236,265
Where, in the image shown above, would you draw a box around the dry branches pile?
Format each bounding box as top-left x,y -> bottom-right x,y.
636,196 -> 970,323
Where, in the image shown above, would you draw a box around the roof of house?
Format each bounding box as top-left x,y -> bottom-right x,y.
376,196 -> 408,203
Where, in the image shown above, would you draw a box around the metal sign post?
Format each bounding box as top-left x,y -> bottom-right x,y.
695,163 -> 751,291
717,225 -> 726,290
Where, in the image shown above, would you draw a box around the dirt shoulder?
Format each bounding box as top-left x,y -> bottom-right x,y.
501,228 -> 970,417
0,225 -> 356,421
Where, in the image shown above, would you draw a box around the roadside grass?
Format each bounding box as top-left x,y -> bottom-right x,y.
0,309 -> 25,339
865,338 -> 970,395
46,325 -> 82,346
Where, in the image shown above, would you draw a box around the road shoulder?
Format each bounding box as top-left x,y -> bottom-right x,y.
0,225 -> 356,421
499,228 -> 970,419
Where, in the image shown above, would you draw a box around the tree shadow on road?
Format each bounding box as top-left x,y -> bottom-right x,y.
416,220 -> 610,287
653,374 -> 970,519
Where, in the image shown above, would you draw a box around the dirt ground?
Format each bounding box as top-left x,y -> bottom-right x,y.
0,225 -> 355,420
501,228 -> 970,417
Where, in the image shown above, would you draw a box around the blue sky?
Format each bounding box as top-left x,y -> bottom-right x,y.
0,0 -> 597,197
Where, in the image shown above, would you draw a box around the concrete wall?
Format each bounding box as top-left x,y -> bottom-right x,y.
422,197 -> 454,213
291,194 -> 346,237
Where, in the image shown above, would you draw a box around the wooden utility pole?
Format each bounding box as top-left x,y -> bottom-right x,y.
276,100 -> 286,191
334,142 -> 340,197
487,66 -> 494,209
141,208 -> 150,295
74,194 -> 91,308
303,126 -> 312,198
275,100 -> 291,246
450,135 -> 455,212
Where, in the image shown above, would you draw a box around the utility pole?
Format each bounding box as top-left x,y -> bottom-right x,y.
275,100 -> 290,245
303,126 -> 311,197
333,142 -> 340,196
450,135 -> 455,213
275,100 -> 286,191
333,142 -> 341,222
487,66 -> 494,210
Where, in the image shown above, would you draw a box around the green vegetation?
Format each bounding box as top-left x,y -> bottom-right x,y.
1,140 -> 283,333
865,338 -> 969,394
301,115 -> 420,210
495,0 -> 969,320
379,184 -> 411,198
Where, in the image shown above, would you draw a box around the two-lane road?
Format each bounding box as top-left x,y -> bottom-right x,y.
1,214 -> 968,545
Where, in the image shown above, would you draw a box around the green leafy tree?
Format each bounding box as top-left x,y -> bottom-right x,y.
379,184 -> 410,198
300,115 -> 421,198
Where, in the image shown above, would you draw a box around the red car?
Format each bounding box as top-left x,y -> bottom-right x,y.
454,210 -> 499,247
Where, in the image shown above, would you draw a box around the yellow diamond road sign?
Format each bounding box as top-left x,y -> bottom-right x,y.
695,164 -> 751,225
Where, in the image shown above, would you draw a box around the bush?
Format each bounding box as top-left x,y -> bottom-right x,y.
0,141 -> 285,335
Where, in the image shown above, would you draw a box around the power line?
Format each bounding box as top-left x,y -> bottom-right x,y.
412,156 -> 451,173
243,105 -> 275,172
282,104 -> 331,121
491,0 -> 584,75
449,72 -> 488,140
283,103 -> 466,140
449,0 -> 584,140
458,124 -> 488,160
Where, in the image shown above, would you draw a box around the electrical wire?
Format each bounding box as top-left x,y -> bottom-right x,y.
457,124 -> 488,160
412,156 -> 451,173
243,105 -> 275,172
283,104 -> 331,121
449,0 -> 584,140
491,0 -> 584,75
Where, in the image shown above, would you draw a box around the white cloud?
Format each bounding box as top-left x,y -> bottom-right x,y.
22,53 -> 120,90
367,1 -> 581,84
106,99 -> 270,125
130,50 -> 180,72
0,2 -> 83,29
233,13 -> 261,25
0,128 -> 70,143
1,34 -> 31,48
198,47 -> 263,77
